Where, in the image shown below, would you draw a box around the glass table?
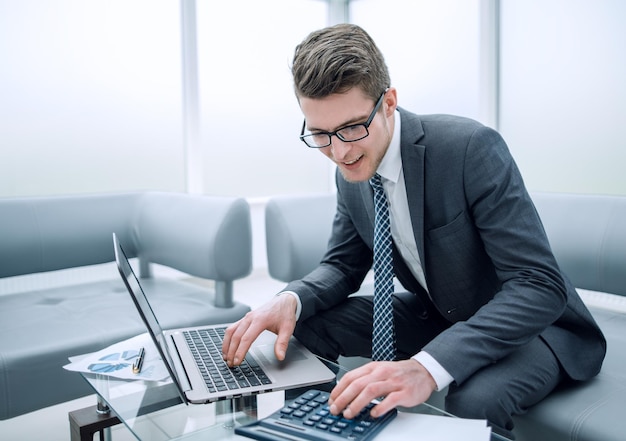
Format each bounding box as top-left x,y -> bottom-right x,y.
71,359 -> 511,441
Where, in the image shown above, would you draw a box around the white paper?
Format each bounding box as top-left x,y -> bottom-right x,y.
63,333 -> 169,381
383,412 -> 492,441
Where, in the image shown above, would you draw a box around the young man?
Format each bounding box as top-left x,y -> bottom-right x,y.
222,24 -> 605,438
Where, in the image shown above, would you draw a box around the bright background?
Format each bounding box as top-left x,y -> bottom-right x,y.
2,0 -> 624,199
1,0 -> 625,268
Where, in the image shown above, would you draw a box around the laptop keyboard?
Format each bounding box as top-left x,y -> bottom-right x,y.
183,327 -> 272,393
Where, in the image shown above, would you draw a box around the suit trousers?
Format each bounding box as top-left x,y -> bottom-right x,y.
293,291 -> 564,439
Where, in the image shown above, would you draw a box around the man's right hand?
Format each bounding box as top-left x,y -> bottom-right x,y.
222,293 -> 298,367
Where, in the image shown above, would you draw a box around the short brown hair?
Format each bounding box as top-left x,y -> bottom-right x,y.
291,24 -> 390,102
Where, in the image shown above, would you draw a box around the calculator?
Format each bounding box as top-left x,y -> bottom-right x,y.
235,389 -> 397,441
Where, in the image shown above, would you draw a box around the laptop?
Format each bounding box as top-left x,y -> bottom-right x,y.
112,233 -> 335,404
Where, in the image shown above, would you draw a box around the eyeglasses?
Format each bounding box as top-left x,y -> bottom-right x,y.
299,89 -> 388,148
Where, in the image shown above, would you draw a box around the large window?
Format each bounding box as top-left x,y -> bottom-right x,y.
0,0 -> 185,197
351,0 -> 484,122
499,0 -> 626,194
3,1 -> 621,199
0,1 -> 483,199
196,0 -> 329,198
0,0 -> 330,199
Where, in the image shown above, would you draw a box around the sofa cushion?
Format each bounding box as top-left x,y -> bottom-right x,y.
514,306 -> 626,441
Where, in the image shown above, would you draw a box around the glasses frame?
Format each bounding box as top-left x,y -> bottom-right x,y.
299,89 -> 388,148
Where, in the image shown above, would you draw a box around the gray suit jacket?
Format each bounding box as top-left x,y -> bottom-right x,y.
286,108 -> 606,385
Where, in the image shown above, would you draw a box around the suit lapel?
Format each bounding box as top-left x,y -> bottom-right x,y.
399,109 -> 427,277
361,181 -> 375,227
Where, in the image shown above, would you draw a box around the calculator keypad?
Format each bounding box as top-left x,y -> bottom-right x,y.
276,389 -> 396,440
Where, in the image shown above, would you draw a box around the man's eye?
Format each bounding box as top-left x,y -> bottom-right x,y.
340,125 -> 361,134
311,133 -> 329,142
338,125 -> 367,140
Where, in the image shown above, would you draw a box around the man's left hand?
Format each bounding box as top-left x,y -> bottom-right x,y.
328,359 -> 437,418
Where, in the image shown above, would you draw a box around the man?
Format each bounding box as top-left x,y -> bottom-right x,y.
222,23 -> 605,438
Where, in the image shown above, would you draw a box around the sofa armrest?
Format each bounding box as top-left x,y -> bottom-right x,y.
134,192 -> 253,307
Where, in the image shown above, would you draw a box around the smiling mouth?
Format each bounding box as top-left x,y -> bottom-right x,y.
342,155 -> 363,166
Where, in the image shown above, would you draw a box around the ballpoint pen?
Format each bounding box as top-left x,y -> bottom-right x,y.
132,347 -> 145,374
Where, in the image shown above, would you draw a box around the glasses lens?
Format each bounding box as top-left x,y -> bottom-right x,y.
336,124 -> 368,142
302,133 -> 331,148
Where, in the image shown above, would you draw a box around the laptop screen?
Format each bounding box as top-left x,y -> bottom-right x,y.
112,233 -> 187,402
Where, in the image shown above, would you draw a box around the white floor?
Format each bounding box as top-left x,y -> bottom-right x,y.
0,269 -> 285,441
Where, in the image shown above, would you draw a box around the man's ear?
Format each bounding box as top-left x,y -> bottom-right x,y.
384,87 -> 398,117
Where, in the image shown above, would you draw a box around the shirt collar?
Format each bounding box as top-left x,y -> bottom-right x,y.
376,109 -> 402,184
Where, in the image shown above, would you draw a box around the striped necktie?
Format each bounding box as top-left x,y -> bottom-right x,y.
369,173 -> 396,361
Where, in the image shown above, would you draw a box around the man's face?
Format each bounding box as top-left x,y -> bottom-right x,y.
299,87 -> 396,183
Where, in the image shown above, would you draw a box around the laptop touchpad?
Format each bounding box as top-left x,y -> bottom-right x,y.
255,344 -> 308,364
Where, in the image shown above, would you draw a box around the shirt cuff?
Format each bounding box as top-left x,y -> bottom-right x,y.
412,351 -> 454,391
276,291 -> 302,320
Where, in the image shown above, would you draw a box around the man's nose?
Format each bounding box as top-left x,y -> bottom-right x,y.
329,137 -> 351,160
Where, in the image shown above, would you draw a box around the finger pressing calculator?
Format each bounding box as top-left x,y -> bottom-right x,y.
235,389 -> 397,441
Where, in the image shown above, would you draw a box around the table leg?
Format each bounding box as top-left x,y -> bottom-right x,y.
68,404 -> 121,441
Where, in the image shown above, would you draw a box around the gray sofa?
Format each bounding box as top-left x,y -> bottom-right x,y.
265,191 -> 626,441
0,192 -> 253,420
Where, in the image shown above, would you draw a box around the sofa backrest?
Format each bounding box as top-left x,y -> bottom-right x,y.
0,193 -> 139,277
265,191 -> 626,298
531,192 -> 626,297
0,192 -> 252,284
265,193 -> 336,282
